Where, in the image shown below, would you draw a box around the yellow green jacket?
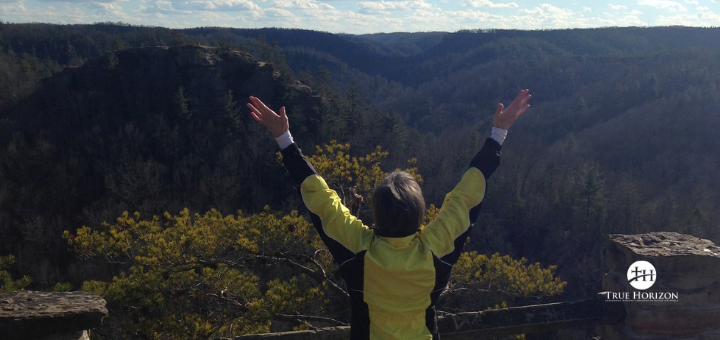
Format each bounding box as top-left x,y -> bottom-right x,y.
280,139 -> 501,340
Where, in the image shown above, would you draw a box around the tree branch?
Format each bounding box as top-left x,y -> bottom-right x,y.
256,253 -> 348,298
274,313 -> 348,327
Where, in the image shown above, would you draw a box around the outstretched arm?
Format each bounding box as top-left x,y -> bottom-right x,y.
247,96 -> 373,259
423,89 -> 532,261
247,96 -> 312,184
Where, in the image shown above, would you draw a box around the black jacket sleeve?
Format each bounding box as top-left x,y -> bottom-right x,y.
468,138 -> 502,223
280,143 -> 317,186
470,138 -> 502,180
279,143 -> 360,267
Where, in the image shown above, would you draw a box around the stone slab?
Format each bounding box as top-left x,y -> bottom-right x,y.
0,291 -> 107,340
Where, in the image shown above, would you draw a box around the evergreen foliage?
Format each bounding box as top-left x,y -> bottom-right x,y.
66,209 -> 325,338
64,144 -> 564,339
0,256 -> 31,293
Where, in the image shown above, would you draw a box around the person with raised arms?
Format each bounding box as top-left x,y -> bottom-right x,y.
247,89 -> 531,340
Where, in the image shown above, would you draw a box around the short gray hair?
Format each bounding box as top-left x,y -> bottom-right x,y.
372,171 -> 425,237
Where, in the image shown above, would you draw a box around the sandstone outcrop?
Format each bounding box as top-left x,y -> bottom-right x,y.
600,232 -> 720,339
0,291 -> 107,340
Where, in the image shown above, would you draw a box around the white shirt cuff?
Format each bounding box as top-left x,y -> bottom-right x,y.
490,127 -> 508,145
275,130 -> 294,150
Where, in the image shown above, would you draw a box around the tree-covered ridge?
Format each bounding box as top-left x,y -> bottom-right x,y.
0,45 -> 317,287
0,25 -> 719,338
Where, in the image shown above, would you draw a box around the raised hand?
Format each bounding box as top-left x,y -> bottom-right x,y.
247,96 -> 289,137
493,89 -> 531,130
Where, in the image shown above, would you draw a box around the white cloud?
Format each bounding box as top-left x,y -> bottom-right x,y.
263,7 -> 292,16
201,0 -> 260,11
637,0 -> 687,11
223,0 -> 258,9
87,1 -> 129,16
155,0 -> 173,10
515,4 -> 580,28
396,8 -> 508,31
464,0 -> 518,8
518,3 -> 572,16
0,0 -> 25,17
247,1 -> 506,34
655,12 -> 720,25
613,13 -> 647,25
506,3 -> 650,29
5,3 -> 93,22
684,0 -> 698,4
145,0 -> 258,13
36,0 -> 120,4
337,11 -> 405,32
358,0 -> 432,14
6,0 -> 716,34
144,1 -> 186,13
237,0 -> 350,31
155,0 -> 173,11
698,12 -> 720,20
275,0 -> 332,9
442,8 -> 500,22
697,11 -> 720,20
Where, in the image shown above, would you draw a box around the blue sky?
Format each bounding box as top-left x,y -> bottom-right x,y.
1,0 -> 719,34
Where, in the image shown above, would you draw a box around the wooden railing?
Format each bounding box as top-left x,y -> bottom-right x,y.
228,297 -> 625,340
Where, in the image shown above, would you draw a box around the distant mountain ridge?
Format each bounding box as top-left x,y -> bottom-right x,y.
182,26 -> 720,85
3,24 -> 719,89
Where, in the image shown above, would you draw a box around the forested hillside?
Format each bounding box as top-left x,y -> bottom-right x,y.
1,23 -> 719,339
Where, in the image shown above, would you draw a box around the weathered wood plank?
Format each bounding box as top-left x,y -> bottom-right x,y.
439,298 -> 625,340
220,326 -> 351,340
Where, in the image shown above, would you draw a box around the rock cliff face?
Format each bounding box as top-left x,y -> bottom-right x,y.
9,45 -> 321,143
600,232 -> 720,339
0,46 -> 325,287
0,291 -> 107,340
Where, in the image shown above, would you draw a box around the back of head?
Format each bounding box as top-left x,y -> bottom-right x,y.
372,171 -> 425,237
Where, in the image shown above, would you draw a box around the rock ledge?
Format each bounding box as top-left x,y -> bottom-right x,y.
600,232 -> 720,339
0,291 -> 107,340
